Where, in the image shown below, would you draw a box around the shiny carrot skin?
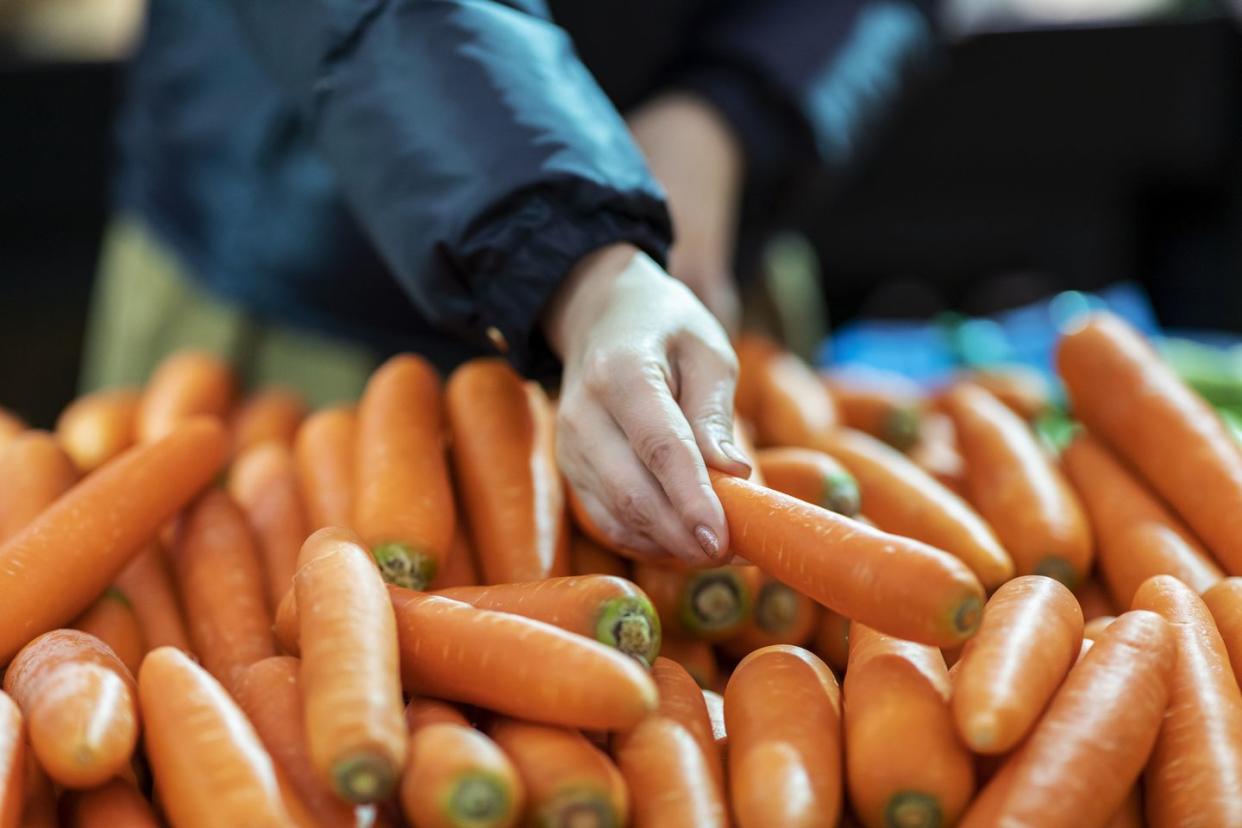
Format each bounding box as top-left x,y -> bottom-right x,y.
229,442 -> 311,610
432,524 -> 481,589
811,610 -> 851,673
1057,312 -> 1242,574
0,691 -> 23,828
0,419 -> 228,664
3,630 -> 138,789
756,447 -> 860,517
1131,575 -> 1242,827
722,567 -> 819,656
406,697 -> 471,732
402,722 -> 524,828
447,359 -> 568,584
951,576 -> 1084,754
296,529 -> 406,803
55,388 -> 140,473
0,431 -> 77,544
726,645 -> 843,828
490,718 -> 628,828
434,575 -> 661,666
907,410 -> 966,495
63,779 -> 159,828
822,369 -> 923,450
230,387 -> 306,456
633,564 -> 751,642
615,716 -> 727,828
1062,432 -> 1221,605
1105,787 -> 1144,828
136,350 -> 234,443
846,625 -> 974,828
701,689 -> 726,750
649,657 -> 724,790
139,647 -> 299,828
355,354 -> 455,590
1083,615 -> 1116,641
658,635 -> 719,691
294,406 -> 356,531
1203,577 -> 1242,685
569,535 -> 630,579
752,351 -> 839,448
732,333 -> 780,427
712,471 -> 985,647
114,542 -> 192,652
1074,578 -> 1117,621
172,489 -> 276,690
819,429 -> 1012,590
960,610 -> 1176,828
72,588 -> 146,676
273,588 -> 299,656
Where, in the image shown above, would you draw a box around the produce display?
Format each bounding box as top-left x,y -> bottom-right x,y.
0,310 -> 1241,826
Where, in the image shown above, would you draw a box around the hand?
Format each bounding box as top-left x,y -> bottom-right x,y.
544,244 -> 751,566
629,93 -> 744,335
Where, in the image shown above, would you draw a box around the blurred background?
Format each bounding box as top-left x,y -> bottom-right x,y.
3,0 -> 1242,426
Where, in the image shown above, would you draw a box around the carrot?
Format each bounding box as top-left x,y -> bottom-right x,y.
273,589 -> 299,656
230,387 -> 306,456
943,382 -> 1093,586
950,576 -> 1084,754
1062,432 -> 1222,604
712,471 -> 985,647
433,575 -> 662,666
733,417 -> 763,484
633,564 -> 751,642
722,567 -> 819,656
55,388 -> 140,473
811,610 -> 851,673
822,369 -> 923,450
733,333 -> 781,424
959,610 -> 1176,828
615,716 -> 727,828
657,635 -> 719,691
172,489 -> 275,690
18,754 -> 56,828
114,542 -> 191,652
726,645 -> 843,827
701,689 -> 726,750
1074,578 -> 1116,621
355,354 -> 455,590
0,691 -> 23,828
569,535 -> 630,579
229,442 -> 310,609
63,780 -> 158,828
139,646 -> 302,828
1202,577 -> 1242,684
447,359 -> 568,583
756,447 -> 860,517
3,630 -> 137,789
0,408 -> 23,449
489,718 -> 627,828
432,524 -> 481,589
0,431 -> 76,545
752,351 -> 838,448
647,658 -> 723,781
1105,787 -> 1144,828
406,698 -> 471,732
135,350 -> 234,443
1083,615 -> 1116,641
959,365 -> 1052,421
294,406 -> 356,531
1131,574 -> 1242,827
0,419 -> 227,665
907,410 -> 966,495
402,721 -> 524,828
819,429 -> 1012,590
295,528 -> 406,803
233,657 -> 362,828
72,588 -> 146,677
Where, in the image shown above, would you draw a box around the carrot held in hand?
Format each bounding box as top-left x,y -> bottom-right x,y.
951,576 -> 1083,754
1203,577 -> 1242,684
756,447 -> 860,517
230,387 -> 306,456
55,387 -> 139,473
0,431 -> 77,544
355,354 -> 455,590
433,575 -> 661,666
114,542 -> 191,653
0,691 -> 23,828
0,418 -> 227,664
634,563 -> 751,642
230,442 -> 311,609
822,368 -> 923,450
402,718 -> 524,828
712,471 -> 985,647
136,350 -> 234,443
294,406 -> 356,530
72,588 -> 146,676
63,779 -> 159,828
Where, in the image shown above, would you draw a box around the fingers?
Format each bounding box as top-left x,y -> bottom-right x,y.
673,335 -> 750,479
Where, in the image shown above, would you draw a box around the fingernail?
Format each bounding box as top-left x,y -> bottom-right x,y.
720,441 -> 752,472
695,525 -> 721,560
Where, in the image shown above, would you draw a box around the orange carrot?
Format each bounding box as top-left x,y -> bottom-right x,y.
812,610 -> 852,674
733,333 -> 781,424
615,716 -> 727,828
646,658 -> 723,783
959,365 -> 1052,421
658,635 -> 719,691
405,698 -> 470,732
1203,577 -> 1242,685
820,429 -> 1012,590
230,387 -> 306,456
1057,312 -> 1242,574
114,542 -> 192,653
633,564 -> 751,642
712,471 -> 985,647
233,657 -> 362,828
960,610 -> 1175,828
1074,578 -> 1117,621
0,431 -> 77,545
432,524 -> 481,589
943,382 -> 1092,586
734,417 -> 763,485
447,359 -> 568,583
1083,615 -> 1117,641
722,567 -> 819,656
951,576 -> 1084,754
0,419 -> 227,664
752,351 -> 838,449
726,645 -> 843,827
0,408 -> 24,449
489,718 -> 627,828
1105,788 -> 1144,828
756,447 -> 860,517
229,442 -> 310,609
1062,432 -> 1221,605
701,689 -> 726,750
295,528 -> 406,803
355,354 -> 455,589
822,369 -> 923,450
139,646 -> 302,828
402,721 -> 524,828
569,535 -> 630,579
172,489 -> 275,690
18,752 -> 56,828
63,780 -> 159,828
907,410 -> 966,495
0,691 -> 23,828
433,575 -> 661,666
273,589 -> 299,656
55,388 -> 140,474
72,588 -> 146,677
136,350 -> 234,443
294,406 -> 356,531
3,630 -> 137,789
1131,574 -> 1242,827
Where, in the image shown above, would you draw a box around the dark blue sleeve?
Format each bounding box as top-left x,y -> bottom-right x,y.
224,0 -> 671,376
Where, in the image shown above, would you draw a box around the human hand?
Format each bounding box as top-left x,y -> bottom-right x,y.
543,244 -> 750,566
629,93 -> 744,335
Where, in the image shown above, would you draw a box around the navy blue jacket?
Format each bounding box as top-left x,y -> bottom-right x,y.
117,0 -> 935,377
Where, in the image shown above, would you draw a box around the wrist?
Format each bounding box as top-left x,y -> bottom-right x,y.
542,243 -> 642,360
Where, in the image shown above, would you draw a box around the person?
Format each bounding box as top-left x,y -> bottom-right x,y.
88,0 -> 936,567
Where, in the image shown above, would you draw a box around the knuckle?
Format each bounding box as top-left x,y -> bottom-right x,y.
636,431 -> 695,477
612,489 -> 658,534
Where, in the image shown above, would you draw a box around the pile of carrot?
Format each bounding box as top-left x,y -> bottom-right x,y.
2,311 -> 1242,827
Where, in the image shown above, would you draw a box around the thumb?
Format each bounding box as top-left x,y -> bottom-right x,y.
676,340 -> 751,477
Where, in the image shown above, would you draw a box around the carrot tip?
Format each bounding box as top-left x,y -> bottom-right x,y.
596,597 -> 661,666
953,594 -> 984,638
963,711 -> 1001,753
683,570 -> 749,635
371,542 -> 437,591
448,773 -> 511,825
754,581 -> 800,634
545,790 -> 617,828
102,586 -> 133,609
886,791 -> 943,828
821,472 -> 861,517
883,407 -> 921,451
1033,557 -> 1080,589
332,751 -> 398,804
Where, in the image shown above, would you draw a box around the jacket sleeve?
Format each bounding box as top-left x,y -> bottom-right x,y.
224,0 -> 671,376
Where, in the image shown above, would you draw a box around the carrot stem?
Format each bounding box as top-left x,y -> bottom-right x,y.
371,542 -> 436,591
684,572 -> 748,634
333,751 -> 398,804
449,774 -> 511,824
595,597 -> 660,667
888,791 -> 942,828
